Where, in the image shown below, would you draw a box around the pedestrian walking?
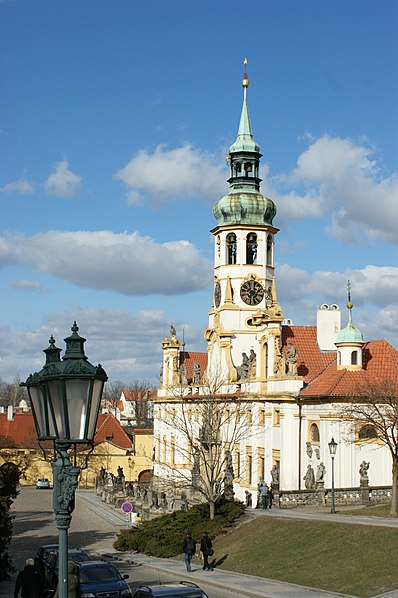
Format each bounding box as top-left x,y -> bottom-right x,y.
14,558 -> 43,598
54,560 -> 80,597
258,479 -> 269,509
200,531 -> 214,571
182,532 -> 196,572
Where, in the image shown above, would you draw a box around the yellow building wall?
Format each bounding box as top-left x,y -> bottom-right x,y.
0,432 -> 154,489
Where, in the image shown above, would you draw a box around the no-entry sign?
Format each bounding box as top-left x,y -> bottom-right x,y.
121,501 -> 133,513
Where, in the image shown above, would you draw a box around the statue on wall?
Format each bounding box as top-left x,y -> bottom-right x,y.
273,346 -> 286,377
359,460 -> 370,481
316,462 -> 326,483
192,361 -> 201,385
236,352 -> 250,381
179,362 -> 188,385
170,324 -> 177,342
223,450 -> 235,499
249,349 -> 257,378
306,442 -> 313,458
286,342 -> 298,376
270,465 -> 280,486
304,464 -> 316,489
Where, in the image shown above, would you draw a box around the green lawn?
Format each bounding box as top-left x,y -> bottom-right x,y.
340,503 -> 392,517
208,515 -> 398,597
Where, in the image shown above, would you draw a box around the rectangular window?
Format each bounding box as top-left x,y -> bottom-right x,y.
246,453 -> 252,485
235,450 -> 241,478
273,409 -> 280,426
259,409 -> 265,425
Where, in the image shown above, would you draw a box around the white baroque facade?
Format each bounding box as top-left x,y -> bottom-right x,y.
152,67 -> 398,506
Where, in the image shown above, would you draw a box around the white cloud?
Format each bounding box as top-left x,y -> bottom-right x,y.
267,135 -> 398,244
114,143 -> 226,206
9,279 -> 43,292
0,308 -> 206,385
0,180 -> 35,194
44,159 -> 82,198
0,230 -> 212,295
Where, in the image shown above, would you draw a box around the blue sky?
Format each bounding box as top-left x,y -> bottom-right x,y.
0,0 -> 397,386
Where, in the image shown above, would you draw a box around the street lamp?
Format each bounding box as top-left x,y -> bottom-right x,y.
328,437 -> 338,514
22,322 -> 107,598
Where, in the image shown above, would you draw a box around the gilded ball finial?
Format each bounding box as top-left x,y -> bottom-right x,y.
242,57 -> 249,88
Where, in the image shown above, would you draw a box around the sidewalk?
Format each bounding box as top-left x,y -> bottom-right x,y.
79,491 -> 398,598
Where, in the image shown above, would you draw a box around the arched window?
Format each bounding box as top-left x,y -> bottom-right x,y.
358,424 -> 377,440
234,162 -> 242,176
246,233 -> 257,264
310,423 -> 320,442
226,233 -> 237,264
266,235 -> 273,266
351,351 -> 358,365
337,351 -> 341,366
244,162 -> 253,176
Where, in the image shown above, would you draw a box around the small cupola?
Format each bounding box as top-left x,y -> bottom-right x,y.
335,282 -> 364,370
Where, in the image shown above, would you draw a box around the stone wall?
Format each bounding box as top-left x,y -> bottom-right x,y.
278,485 -> 392,508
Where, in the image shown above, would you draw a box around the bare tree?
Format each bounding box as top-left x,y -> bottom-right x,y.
0,374 -> 27,408
127,380 -> 153,428
102,380 -> 126,415
157,373 -> 258,519
339,379 -> 398,517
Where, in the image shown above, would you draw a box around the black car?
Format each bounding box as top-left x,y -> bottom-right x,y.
78,561 -> 132,597
132,582 -> 208,598
42,547 -> 91,591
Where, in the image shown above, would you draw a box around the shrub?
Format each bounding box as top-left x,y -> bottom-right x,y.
113,498 -> 245,557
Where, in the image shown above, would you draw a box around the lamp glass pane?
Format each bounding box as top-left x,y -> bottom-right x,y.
28,386 -> 52,438
47,380 -> 67,440
65,378 -> 90,441
86,379 -> 104,440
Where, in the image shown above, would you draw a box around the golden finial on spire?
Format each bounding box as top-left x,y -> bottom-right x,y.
242,57 -> 249,88
347,280 -> 353,310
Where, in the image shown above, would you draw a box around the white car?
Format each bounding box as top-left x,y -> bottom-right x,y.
36,478 -> 51,489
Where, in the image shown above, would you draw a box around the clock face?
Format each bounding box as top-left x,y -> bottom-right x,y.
214,281 -> 221,308
240,279 -> 264,306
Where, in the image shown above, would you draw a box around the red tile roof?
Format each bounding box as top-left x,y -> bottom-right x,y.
282,325 -> 336,384
94,413 -> 133,449
0,412 -> 133,450
0,413 -> 38,448
296,338 -> 398,398
179,351 -> 208,382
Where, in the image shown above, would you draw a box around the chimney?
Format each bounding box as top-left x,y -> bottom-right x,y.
317,304 -> 341,351
7,405 -> 14,421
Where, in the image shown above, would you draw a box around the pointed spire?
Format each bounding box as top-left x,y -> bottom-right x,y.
336,281 -> 364,344
230,58 -> 260,154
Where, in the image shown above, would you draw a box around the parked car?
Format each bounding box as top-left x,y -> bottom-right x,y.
36,478 -> 51,489
132,582 -> 209,598
43,548 -> 91,591
78,561 -> 132,598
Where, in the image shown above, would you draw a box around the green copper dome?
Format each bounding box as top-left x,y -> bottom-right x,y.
213,191 -> 277,226
213,61 -> 277,228
335,302 -> 364,344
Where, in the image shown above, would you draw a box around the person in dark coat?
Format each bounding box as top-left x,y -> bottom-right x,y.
182,531 -> 196,572
200,531 -> 213,571
14,558 -> 43,598
54,560 -> 79,598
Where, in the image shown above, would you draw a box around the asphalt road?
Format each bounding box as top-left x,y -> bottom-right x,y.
2,487 -> 234,598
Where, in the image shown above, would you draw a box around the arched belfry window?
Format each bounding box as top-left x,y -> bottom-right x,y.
234,162 -> 242,177
266,235 -> 273,266
226,233 -> 237,265
246,233 -> 257,264
351,351 -> 358,365
244,162 -> 253,176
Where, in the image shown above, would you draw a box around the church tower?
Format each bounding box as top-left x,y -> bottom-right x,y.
205,61 -> 286,388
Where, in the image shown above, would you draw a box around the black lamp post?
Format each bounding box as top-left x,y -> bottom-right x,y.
22,322 -> 107,598
328,437 -> 338,514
